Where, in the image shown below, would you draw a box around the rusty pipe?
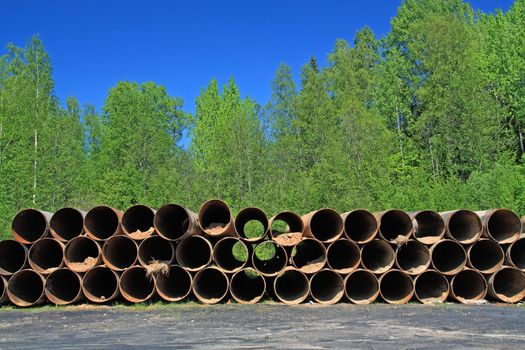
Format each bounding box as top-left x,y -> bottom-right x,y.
273,267 -> 309,305
198,199 -> 236,237
476,209 -> 521,244
82,266 -> 120,303
119,266 -> 156,303
395,240 -> 430,275
28,238 -> 65,274
122,205 -> 156,240
440,210 -> 482,244
175,235 -> 212,271
344,269 -> 379,304
234,207 -> 269,243
85,205 -> 122,241
7,269 -> 46,307
341,209 -> 378,244
138,236 -> 175,268
0,276 -> 7,304
102,235 -> 138,271
229,268 -> 266,304
487,267 -> 525,303
50,207 -> 86,242
506,237 -> 525,270
375,210 -> 413,244
291,238 -> 327,274
450,269 -> 487,304
430,239 -> 466,275
213,237 -> 249,273
309,269 -> 344,304
44,268 -> 83,305
360,239 -> 395,274
11,209 -> 53,244
192,266 -> 229,304
302,208 -> 343,243
379,269 -> 414,304
252,241 -> 288,277
414,269 -> 449,304
155,265 -> 192,302
326,239 -> 360,274
154,203 -> 200,241
0,239 -> 27,276
410,210 -> 445,245
268,211 -> 304,247
467,238 -> 504,274
64,236 -> 101,273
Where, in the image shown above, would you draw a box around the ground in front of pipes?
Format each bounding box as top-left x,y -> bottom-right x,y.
0,303 -> 523,349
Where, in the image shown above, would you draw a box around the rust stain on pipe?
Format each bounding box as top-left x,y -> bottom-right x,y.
506,237 -> 525,271
7,269 -> 46,307
476,209 -> 521,244
122,205 -> 156,240
326,239 -> 360,274
467,238 -> 504,274
11,209 -> 53,244
84,206 -> 122,241
192,266 -> 229,304
409,210 -> 445,245
252,240 -> 288,277
291,238 -> 326,274
234,207 -> 269,243
0,276 -> 7,304
414,269 -> 449,304
268,211 -> 304,247
198,199 -> 236,237
439,210 -> 482,244
344,269 -> 379,304
64,236 -> 101,273
487,267 -> 525,303
119,266 -> 156,303
155,265 -> 192,302
379,269 -> 414,304
213,237 -> 249,273
28,238 -> 65,274
302,208 -> 343,243
309,269 -> 344,304
229,268 -> 266,304
450,268 -> 487,304
175,235 -> 212,271
395,240 -> 430,275
102,235 -> 138,271
430,239 -> 466,275
154,204 -> 200,241
374,210 -> 413,244
341,209 -> 378,244
82,266 -> 120,303
50,207 -> 86,242
45,268 -> 83,305
138,236 -> 175,269
0,239 -> 27,276
360,239 -> 395,274
273,267 -> 309,305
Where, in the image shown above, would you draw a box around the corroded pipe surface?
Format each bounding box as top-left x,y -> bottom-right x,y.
273,267 -> 309,305
175,236 -> 212,271
440,210 -> 482,244
234,207 -> 269,243
198,199 -> 236,237
119,266 -> 155,303
155,265 -> 192,302
467,239 -> 504,274
410,211 -> 445,245
487,267 -> 525,303
102,235 -> 138,271
7,269 -> 46,307
302,208 -> 343,243
0,240 -> 27,276
50,208 -> 86,242
28,238 -> 65,274
395,240 -> 430,275
379,269 -> 414,304
430,239 -> 466,275
450,269 -> 487,304
291,238 -> 326,274
45,268 -> 83,305
414,269 -> 449,304
309,269 -> 344,304
122,205 -> 156,240
268,211 -> 304,247
192,266 -> 229,304
326,239 -> 360,274
82,266 -> 120,303
229,268 -> 266,304
64,236 -> 101,273
252,241 -> 288,277
360,239 -> 395,274
374,210 -> 413,244
213,237 -> 249,273
344,269 -> 379,304
11,209 -> 53,244
341,209 -> 378,244
84,206 -> 122,241
476,209 -> 521,244
154,204 -> 200,241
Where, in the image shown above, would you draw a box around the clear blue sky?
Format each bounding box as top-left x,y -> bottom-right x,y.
0,0 -> 515,114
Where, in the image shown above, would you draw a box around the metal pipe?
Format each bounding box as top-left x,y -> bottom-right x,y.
506,237 -> 525,270
84,206 -> 122,241
28,238 -> 65,274
477,209 -> 521,244
122,205 -> 156,240
138,236 -> 175,268
344,269 -> 379,304
309,269 -> 344,304
119,266 -> 156,303
487,267 -> 525,303
234,207 -> 269,243
175,235 -> 212,271
430,239 -> 466,275
192,266 -> 229,304
0,276 -> 7,304
467,239 -> 504,274
302,208 -> 343,243
11,209 -> 53,244
379,269 -> 414,304
154,204 -> 200,241
341,209 -> 378,244
44,268 -> 83,305
198,199 -> 236,237
50,207 -> 86,242
252,241 -> 288,277
273,267 -> 309,305
410,210 -> 445,245
102,235 -> 138,271
213,237 -> 249,273
360,239 -> 395,274
229,268 -> 266,304
450,269 -> 487,304
326,239 -> 360,274
82,266 -> 120,303
414,269 -> 449,304
440,209 -> 482,244
268,211 -> 304,247
375,209 -> 413,244
395,240 -> 430,275
64,236 -> 101,273
291,238 -> 327,274
7,269 -> 46,307
0,239 -> 27,276
155,265 -> 192,302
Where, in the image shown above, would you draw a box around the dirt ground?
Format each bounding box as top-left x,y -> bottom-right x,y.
0,303 -> 524,349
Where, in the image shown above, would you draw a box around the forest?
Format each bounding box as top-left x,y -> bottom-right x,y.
0,0 -> 524,238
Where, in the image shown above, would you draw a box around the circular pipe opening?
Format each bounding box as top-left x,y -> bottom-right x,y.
468,239 -> 503,274
491,268 -> 525,303
7,269 -> 45,307
269,211 -> 304,246
291,239 -> 326,274
85,206 -> 120,240
343,210 -> 378,243
45,268 -> 82,305
344,269 -> 379,304
252,241 -> 288,277
451,269 -> 487,303
64,236 -> 100,272
380,270 -> 414,304
50,208 -> 84,241
213,238 -> 248,273
307,209 -> 343,242
414,270 -> 449,303
11,209 -> 48,244
82,266 -> 119,303
431,240 -> 466,275
235,207 -> 268,242
273,268 -> 309,304
156,265 -> 192,302
102,235 -> 138,271
412,211 -> 445,245
119,266 -> 155,302
138,236 -> 174,267
198,199 -> 232,235
28,238 -> 64,273
509,238 -> 525,269
378,210 -> 413,243
122,205 -> 155,239
192,267 -> 229,304
176,236 -> 211,271
230,268 -> 266,304
327,239 -> 360,273
309,269 -> 344,304
361,240 -> 395,274
154,204 -> 192,241
395,241 -> 430,275
0,240 -> 27,276
486,209 -> 521,243
446,210 -> 482,243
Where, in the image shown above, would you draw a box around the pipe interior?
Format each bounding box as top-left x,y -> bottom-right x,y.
380,210 -> 412,241
271,212 -> 303,236
214,238 -> 247,271
231,269 -> 265,301
50,208 -> 84,240
292,240 -> 326,271
199,201 -> 231,230
493,269 -> 525,301
510,239 -> 525,269
176,237 -> 210,269
396,242 -> 430,273
83,268 -> 118,300
328,240 -> 360,271
413,211 -> 444,242
469,240 -> 503,272
121,267 -> 154,300
156,266 -> 191,300
9,271 -> 43,304
154,204 -> 190,240
453,270 -> 486,300
46,269 -> 80,302
344,210 -> 377,243
415,271 -> 448,301
85,206 -> 119,240
103,236 -> 137,269
0,241 -> 26,274
123,205 -> 154,234
65,237 -> 99,263
310,270 -> 343,302
274,270 -> 308,302
448,210 -> 481,242
381,271 -> 413,302
432,241 -> 465,274
345,270 -> 378,302
30,239 -> 63,271
310,209 -> 343,241
361,241 -> 394,273
193,269 -> 228,301
12,209 -> 47,242
235,208 -> 268,240
139,237 -> 173,265
488,210 -> 520,242
253,242 -> 286,275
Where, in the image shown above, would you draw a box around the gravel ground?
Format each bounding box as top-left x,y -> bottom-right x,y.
0,303 -> 524,349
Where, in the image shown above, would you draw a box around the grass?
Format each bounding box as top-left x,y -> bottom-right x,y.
232,241 -> 248,262
243,220 -> 265,239
254,241 -> 276,261
271,220 -> 288,233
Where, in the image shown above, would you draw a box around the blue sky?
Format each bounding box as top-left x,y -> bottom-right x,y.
0,0 -> 515,114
